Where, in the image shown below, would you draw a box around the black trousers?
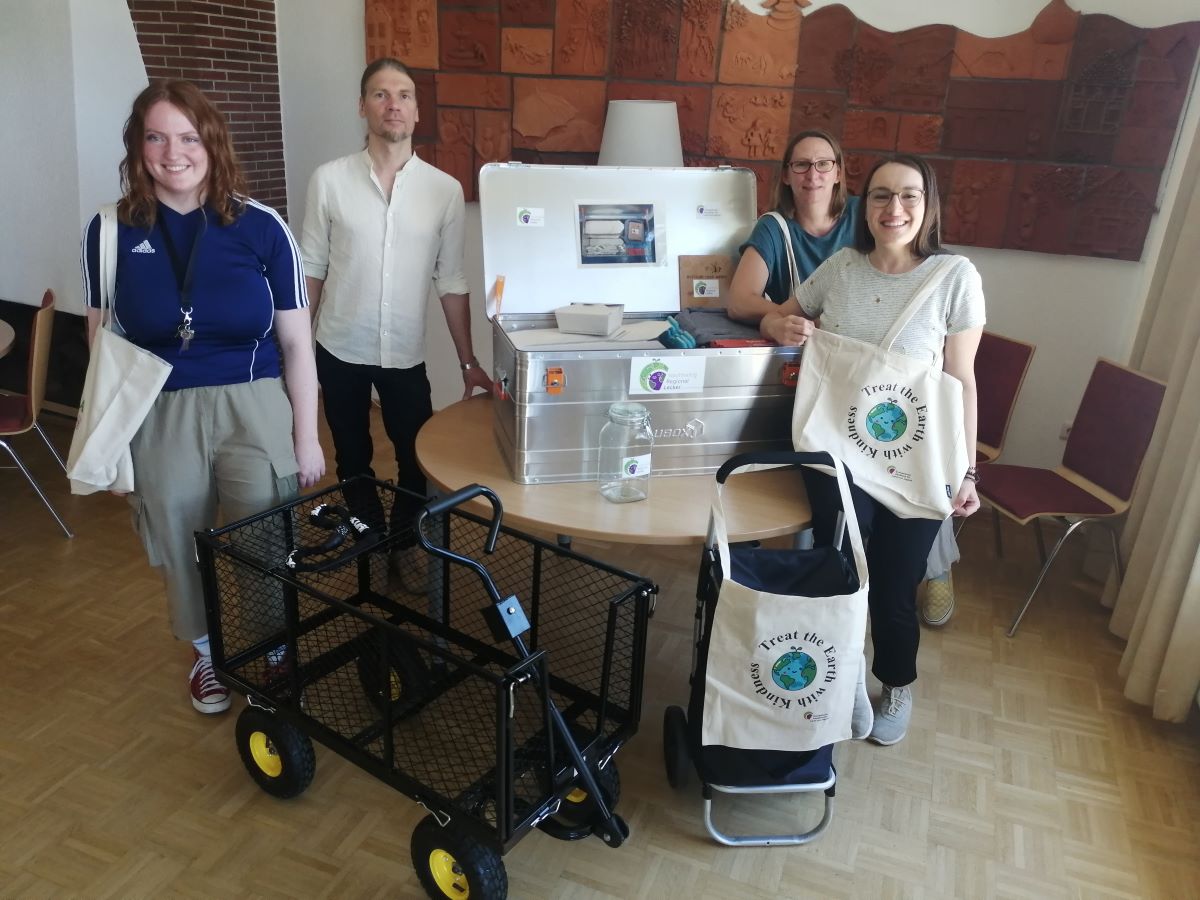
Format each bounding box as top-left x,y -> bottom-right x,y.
801,468 -> 943,688
315,342 -> 433,532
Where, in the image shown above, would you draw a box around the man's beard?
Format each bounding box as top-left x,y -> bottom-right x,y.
380,127 -> 407,144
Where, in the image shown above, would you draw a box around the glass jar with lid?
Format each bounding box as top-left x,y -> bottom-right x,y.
597,401 -> 653,503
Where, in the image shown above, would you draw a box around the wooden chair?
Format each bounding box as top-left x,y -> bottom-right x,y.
970,331 -> 1036,549
978,359 -> 1165,636
0,290 -> 72,537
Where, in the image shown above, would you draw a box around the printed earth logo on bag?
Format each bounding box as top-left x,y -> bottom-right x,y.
846,382 -> 927,471
748,629 -> 839,713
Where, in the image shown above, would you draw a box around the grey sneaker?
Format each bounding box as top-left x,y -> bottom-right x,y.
868,684 -> 912,746
851,655 -> 873,739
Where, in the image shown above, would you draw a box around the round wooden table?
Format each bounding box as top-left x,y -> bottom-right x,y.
0,319 -> 14,359
415,395 -> 810,545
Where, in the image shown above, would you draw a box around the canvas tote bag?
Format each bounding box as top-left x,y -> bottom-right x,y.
67,204 -> 173,495
776,219 -> 966,518
701,453 -> 869,752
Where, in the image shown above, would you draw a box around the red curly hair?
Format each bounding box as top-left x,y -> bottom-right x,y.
117,80 -> 247,228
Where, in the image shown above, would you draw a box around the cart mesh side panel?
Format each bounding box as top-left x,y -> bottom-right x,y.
197,478 -> 652,849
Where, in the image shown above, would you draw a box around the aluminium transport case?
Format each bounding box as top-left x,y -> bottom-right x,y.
480,163 -> 802,484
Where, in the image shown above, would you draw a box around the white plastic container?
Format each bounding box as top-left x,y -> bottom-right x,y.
554,303 -> 624,336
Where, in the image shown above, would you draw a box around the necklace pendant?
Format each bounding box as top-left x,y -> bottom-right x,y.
177,323 -> 194,352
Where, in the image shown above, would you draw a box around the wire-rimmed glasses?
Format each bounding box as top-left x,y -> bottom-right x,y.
788,158 -> 837,174
865,188 -> 925,208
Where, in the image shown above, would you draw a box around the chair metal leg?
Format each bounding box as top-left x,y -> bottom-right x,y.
0,437 -> 74,538
1007,517 -> 1095,637
33,421 -> 68,472
1033,519 -> 1047,566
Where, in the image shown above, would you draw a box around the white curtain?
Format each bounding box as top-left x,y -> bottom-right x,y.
1104,109 -> 1200,722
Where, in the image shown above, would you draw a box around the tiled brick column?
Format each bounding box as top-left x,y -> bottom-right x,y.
126,0 -> 287,216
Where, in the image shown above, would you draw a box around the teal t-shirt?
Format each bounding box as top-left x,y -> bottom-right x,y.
738,195 -> 860,303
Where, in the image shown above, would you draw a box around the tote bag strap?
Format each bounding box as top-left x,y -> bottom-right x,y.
710,451 -> 868,591
98,203 -> 119,330
880,255 -> 957,351
765,212 -> 802,301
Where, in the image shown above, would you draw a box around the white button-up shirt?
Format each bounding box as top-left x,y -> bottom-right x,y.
301,150 -> 468,368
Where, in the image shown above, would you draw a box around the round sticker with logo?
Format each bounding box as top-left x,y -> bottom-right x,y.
639,361 -> 669,392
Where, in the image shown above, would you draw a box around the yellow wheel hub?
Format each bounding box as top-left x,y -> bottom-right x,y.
249,731 -> 282,778
428,848 -> 469,896
389,670 -> 402,701
565,787 -> 588,804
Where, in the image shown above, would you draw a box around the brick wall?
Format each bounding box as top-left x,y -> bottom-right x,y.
126,0 -> 287,216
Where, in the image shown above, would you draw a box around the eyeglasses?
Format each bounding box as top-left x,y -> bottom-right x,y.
788,158 -> 836,174
866,188 -> 925,208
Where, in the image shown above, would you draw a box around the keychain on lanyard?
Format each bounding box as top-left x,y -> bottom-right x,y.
158,209 -> 207,351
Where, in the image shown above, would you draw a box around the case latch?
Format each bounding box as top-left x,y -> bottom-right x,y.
544,366 -> 565,394
781,362 -> 801,388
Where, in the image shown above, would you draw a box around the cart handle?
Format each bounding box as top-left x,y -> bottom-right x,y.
715,450 -> 852,486
417,483 -> 504,551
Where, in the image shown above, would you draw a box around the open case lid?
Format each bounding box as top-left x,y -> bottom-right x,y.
479,163 -> 758,318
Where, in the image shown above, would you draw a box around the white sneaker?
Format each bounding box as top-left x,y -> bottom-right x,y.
868,684 -> 912,746
851,655 -> 873,739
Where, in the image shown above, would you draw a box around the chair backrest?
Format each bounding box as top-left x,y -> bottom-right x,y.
1063,358 -> 1166,502
974,330 -> 1036,460
25,290 -> 56,422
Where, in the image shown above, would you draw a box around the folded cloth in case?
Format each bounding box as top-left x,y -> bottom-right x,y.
674,307 -> 768,346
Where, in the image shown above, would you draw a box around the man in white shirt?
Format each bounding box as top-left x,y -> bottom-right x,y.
301,57 -> 492,536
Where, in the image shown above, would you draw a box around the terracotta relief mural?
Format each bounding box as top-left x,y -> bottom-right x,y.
367,0 -> 1200,260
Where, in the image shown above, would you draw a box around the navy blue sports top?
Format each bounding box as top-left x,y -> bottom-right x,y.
82,198 -> 307,392
738,195 -> 860,304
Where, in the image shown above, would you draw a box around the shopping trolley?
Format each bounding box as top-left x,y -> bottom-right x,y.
196,477 -> 655,899
662,451 -> 864,847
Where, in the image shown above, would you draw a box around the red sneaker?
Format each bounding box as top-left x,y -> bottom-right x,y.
190,650 -> 231,714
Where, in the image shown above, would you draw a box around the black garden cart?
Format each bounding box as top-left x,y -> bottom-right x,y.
195,477 -> 655,899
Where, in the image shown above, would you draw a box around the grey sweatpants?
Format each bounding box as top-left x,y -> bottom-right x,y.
128,378 -> 299,641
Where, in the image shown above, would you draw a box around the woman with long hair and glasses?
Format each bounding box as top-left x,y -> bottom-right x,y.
760,155 -> 985,746
726,129 -> 859,323
80,80 -> 324,714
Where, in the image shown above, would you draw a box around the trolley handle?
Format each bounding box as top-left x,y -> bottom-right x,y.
415,484 -> 507,604
715,450 -> 849,485
417,483 -> 504,552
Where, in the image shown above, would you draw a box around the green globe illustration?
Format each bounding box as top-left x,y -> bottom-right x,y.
865,401 -> 907,442
771,650 -> 817,691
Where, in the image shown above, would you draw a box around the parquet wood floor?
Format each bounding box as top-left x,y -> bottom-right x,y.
1,412 -> 1198,898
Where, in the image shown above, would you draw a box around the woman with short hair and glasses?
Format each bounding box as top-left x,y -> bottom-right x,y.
760,155 -> 985,747
727,130 -> 859,322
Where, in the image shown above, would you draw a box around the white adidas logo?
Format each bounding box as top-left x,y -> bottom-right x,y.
131,239 -> 155,254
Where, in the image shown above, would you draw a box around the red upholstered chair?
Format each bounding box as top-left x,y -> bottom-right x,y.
967,331 -> 1036,548
975,331 -> 1036,465
0,290 -> 72,537
978,359 -> 1165,636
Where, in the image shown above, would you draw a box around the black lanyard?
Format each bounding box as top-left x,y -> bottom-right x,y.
157,209 -> 206,311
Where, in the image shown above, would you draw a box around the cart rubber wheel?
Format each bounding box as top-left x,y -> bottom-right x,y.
663,705 -> 690,790
556,760 -> 620,826
356,629 -> 429,714
235,706 -> 315,799
411,814 -> 507,900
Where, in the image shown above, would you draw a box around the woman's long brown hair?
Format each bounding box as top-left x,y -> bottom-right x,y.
117,80 -> 247,228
